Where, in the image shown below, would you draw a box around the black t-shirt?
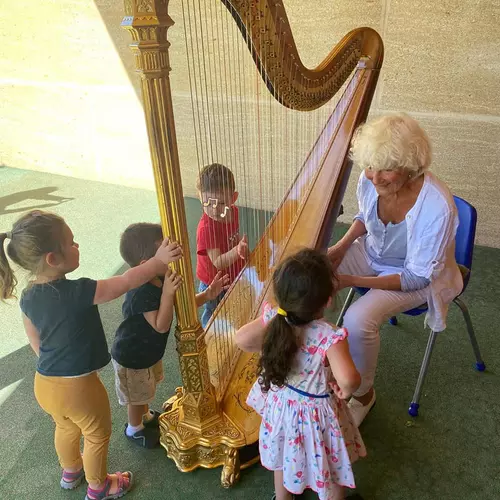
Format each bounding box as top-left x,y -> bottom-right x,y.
20,278 -> 111,377
111,282 -> 170,369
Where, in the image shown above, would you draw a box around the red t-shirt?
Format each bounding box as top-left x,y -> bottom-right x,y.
196,206 -> 245,285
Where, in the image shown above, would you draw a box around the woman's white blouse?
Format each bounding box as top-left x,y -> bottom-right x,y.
355,170 -> 463,332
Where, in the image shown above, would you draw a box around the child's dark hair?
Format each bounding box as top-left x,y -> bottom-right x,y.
258,248 -> 337,392
196,163 -> 235,193
120,223 -> 163,267
0,210 -> 66,300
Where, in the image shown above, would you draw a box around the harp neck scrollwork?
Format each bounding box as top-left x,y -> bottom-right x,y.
221,0 -> 383,110
122,0 -> 383,486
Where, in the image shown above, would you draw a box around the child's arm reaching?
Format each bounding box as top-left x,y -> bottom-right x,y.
195,272 -> 230,307
326,338 -> 361,399
93,238 -> 182,305
144,269 -> 182,334
144,270 -> 230,331
22,313 -> 40,357
207,234 -> 249,271
235,316 -> 267,352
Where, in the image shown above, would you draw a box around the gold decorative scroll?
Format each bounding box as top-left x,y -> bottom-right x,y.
220,0 -> 383,110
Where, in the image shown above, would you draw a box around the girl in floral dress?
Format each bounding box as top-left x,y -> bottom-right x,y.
235,249 -> 366,500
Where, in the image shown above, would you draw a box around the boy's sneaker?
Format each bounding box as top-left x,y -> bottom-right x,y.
143,410 -> 161,428
124,424 -> 160,449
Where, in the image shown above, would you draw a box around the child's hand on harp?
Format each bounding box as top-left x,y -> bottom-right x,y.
237,234 -> 249,260
163,268 -> 183,297
206,272 -> 230,301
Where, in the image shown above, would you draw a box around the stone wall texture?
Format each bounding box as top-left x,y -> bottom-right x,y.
1,0 -> 499,246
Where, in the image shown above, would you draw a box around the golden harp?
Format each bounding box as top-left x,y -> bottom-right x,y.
121,0 -> 383,487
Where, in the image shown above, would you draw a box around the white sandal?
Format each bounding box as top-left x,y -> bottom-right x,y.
347,390 -> 376,427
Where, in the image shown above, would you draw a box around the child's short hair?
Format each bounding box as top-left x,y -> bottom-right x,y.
0,210 -> 66,300
196,163 -> 235,193
120,223 -> 163,267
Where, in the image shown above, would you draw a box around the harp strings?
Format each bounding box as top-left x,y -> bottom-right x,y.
180,0 -> 355,397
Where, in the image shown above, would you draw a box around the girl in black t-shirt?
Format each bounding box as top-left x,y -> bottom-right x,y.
0,210 -> 182,500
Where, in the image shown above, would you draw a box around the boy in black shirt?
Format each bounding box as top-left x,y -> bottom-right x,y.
112,223 -> 228,448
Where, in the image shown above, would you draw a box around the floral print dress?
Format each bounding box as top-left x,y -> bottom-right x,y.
247,305 -> 366,499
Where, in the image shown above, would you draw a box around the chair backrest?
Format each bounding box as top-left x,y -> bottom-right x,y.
453,195 -> 477,270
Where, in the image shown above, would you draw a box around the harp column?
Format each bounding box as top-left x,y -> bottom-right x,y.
121,0 -> 219,427
122,0 -> 245,486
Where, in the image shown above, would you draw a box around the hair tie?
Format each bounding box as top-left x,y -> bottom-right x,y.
277,307 -> 287,317
5,231 -> 12,239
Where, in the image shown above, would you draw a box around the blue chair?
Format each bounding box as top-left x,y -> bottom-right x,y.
336,196 -> 485,417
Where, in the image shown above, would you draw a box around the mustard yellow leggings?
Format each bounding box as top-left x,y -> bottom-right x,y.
34,371 -> 112,485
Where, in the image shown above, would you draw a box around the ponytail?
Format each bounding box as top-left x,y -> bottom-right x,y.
0,210 -> 66,301
0,233 -> 17,301
258,314 -> 300,392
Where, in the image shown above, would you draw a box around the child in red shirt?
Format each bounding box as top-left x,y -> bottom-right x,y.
196,163 -> 249,327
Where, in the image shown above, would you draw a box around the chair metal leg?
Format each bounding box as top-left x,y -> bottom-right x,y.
336,288 -> 356,327
453,297 -> 486,371
408,330 -> 438,417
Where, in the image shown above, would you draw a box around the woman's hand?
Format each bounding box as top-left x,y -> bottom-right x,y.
327,219 -> 366,270
327,242 -> 349,270
336,274 -> 353,290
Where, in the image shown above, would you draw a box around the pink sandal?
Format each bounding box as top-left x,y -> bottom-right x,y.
60,469 -> 85,490
84,471 -> 134,500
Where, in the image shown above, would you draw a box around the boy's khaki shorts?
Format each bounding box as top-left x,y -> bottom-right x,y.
112,359 -> 164,406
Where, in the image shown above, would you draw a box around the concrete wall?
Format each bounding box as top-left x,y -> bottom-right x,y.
1,1 -> 499,246
0,0 -> 154,189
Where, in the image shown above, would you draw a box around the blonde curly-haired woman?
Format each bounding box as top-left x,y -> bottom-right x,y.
328,113 -> 462,426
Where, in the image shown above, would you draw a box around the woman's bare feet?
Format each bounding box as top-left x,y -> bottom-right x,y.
352,387 -> 375,406
348,388 -> 376,427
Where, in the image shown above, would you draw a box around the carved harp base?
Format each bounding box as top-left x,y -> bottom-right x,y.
159,389 -> 259,488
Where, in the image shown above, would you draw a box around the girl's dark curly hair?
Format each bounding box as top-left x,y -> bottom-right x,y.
258,248 -> 337,392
